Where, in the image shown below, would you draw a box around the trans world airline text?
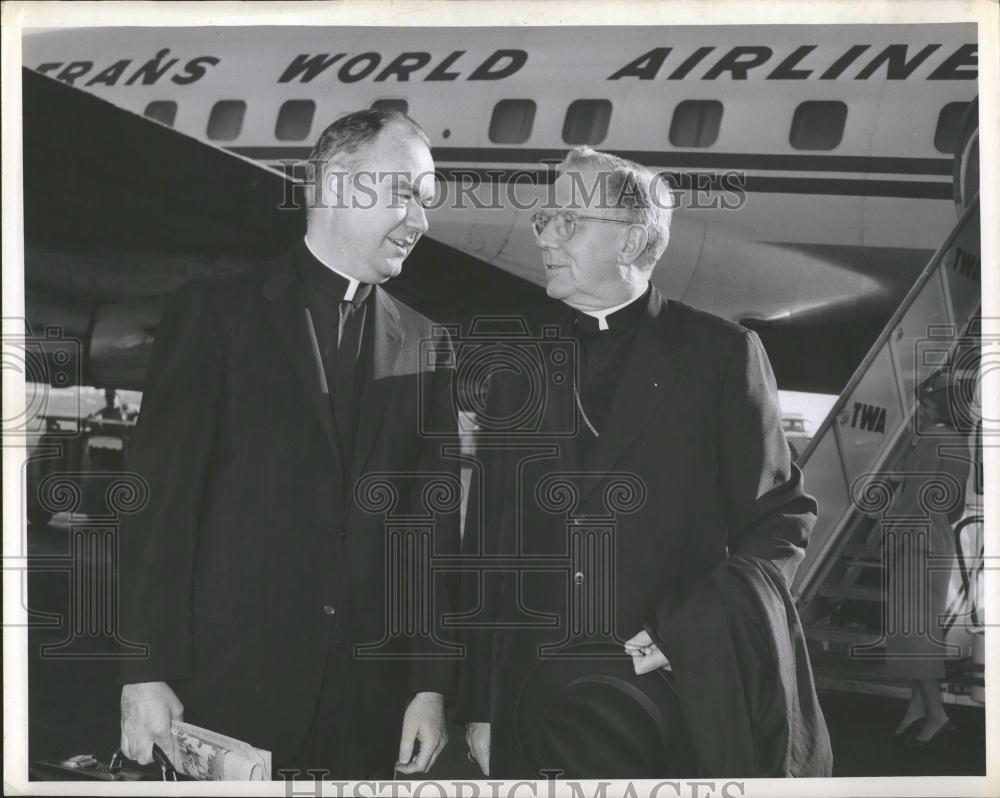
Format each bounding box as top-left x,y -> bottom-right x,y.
34,41 -> 977,87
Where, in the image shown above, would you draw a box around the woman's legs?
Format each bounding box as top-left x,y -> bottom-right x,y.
893,684 -> 925,735
911,679 -> 951,742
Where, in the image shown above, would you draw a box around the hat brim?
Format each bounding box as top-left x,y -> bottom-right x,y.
515,642 -> 696,778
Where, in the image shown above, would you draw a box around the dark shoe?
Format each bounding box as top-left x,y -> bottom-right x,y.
891,716 -> 924,742
905,719 -> 955,746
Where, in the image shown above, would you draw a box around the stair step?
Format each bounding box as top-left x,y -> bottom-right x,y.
844,558 -> 885,569
819,584 -> 884,602
804,624 -> 885,644
842,545 -> 885,562
812,651 -> 985,691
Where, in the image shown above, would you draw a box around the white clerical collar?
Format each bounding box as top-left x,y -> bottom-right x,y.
303,236 -> 362,302
581,295 -> 643,331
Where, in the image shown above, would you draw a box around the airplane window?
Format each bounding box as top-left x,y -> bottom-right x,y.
669,100 -> 723,148
563,100 -> 612,146
490,100 -> 536,144
934,102 -> 971,154
789,101 -> 847,150
143,101 -> 177,127
371,99 -> 409,115
275,100 -> 316,141
207,100 -> 246,141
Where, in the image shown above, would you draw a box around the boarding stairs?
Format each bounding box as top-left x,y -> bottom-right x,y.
791,195 -> 984,705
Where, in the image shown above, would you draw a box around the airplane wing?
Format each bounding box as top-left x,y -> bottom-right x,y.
23,67 -> 301,258
23,66 -> 299,389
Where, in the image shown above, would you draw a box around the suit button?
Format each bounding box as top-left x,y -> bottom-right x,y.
574,572 -> 585,585
322,604 -> 336,616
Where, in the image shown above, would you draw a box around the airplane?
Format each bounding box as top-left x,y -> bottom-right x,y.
19,24 -> 980,395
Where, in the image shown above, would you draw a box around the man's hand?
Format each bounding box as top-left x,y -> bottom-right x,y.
465,722 -> 490,776
624,630 -> 672,675
395,692 -> 447,774
120,682 -> 184,764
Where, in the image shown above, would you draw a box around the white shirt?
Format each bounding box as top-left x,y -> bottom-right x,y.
580,294 -> 644,331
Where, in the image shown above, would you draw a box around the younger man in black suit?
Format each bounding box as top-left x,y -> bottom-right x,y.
118,110 -> 459,778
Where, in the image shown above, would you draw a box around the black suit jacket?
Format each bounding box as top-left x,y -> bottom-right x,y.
460,288 -> 822,776
117,248 -> 461,770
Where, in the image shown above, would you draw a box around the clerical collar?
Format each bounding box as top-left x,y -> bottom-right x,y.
299,237 -> 372,306
573,288 -> 649,335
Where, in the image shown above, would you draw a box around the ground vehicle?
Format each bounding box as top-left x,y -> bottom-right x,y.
26,415 -> 135,524
783,412 -> 813,461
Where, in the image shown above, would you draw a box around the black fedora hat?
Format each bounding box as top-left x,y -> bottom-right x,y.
515,642 -> 697,779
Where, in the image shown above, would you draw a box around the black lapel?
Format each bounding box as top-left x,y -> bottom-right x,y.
349,286 -> 404,503
578,289 -> 689,506
541,306 -> 582,469
261,254 -> 342,464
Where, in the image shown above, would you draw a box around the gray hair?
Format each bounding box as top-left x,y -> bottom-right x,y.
559,147 -> 674,268
309,108 -> 430,170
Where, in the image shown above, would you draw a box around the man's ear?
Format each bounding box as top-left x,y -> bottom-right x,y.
619,224 -> 649,266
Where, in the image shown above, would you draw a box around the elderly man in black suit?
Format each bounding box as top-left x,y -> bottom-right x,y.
117,109 -> 460,778
461,147 -> 832,778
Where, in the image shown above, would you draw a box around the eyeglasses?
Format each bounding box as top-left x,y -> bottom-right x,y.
530,210 -> 635,241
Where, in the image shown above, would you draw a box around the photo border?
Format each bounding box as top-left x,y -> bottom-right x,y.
3,1 -> 997,795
